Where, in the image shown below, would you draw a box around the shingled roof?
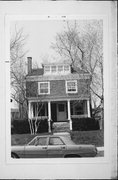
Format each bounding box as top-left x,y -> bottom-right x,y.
27,67 -> 88,77
27,68 -> 44,76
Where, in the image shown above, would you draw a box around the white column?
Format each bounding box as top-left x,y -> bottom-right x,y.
28,101 -> 31,119
67,100 -> 72,130
48,101 -> 51,133
87,100 -> 91,117
31,103 -> 33,118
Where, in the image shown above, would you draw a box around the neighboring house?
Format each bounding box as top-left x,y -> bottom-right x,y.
26,57 -> 91,132
11,98 -> 20,121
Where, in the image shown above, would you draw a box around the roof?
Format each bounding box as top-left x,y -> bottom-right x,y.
42,62 -> 71,66
26,67 -> 88,77
27,68 -> 44,76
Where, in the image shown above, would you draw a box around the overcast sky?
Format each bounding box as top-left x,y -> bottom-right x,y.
11,20 -> 69,67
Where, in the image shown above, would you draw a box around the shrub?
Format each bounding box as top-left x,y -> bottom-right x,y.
12,119 -> 30,134
72,117 -> 99,131
12,119 -> 51,134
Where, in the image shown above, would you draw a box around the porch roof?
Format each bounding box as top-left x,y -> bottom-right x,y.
27,96 -> 90,102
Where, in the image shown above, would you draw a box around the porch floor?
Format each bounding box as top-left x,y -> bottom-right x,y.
52,122 -> 70,133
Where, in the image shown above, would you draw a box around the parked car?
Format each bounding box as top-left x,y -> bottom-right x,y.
11,133 -> 97,158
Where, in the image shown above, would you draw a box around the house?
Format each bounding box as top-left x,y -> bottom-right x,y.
11,98 -> 20,121
26,57 -> 91,132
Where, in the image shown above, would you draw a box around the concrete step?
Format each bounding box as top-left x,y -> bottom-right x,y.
52,122 -> 70,132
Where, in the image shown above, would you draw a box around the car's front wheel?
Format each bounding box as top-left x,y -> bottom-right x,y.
64,154 -> 81,158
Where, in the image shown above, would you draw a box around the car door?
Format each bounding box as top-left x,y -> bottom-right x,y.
47,137 -> 66,158
24,137 -> 48,158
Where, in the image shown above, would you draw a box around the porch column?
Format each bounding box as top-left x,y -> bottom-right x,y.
31,102 -> 33,118
28,101 -> 31,119
87,100 -> 90,118
67,100 -> 72,130
48,101 -> 51,133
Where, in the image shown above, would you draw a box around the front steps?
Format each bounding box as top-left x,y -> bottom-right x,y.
52,122 -> 70,133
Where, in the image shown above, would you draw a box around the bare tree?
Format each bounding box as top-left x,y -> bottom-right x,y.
52,20 -> 103,110
10,25 -> 28,119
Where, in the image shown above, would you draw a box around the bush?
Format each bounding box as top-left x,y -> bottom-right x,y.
72,117 -> 99,131
12,119 -> 51,134
37,119 -> 48,133
12,119 -> 30,134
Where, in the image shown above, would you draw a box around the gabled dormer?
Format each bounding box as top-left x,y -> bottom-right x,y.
42,63 -> 71,75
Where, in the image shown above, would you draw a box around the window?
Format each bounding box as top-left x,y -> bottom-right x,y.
66,80 -> 77,93
58,104 -> 65,112
49,137 -> 64,145
44,66 -> 50,73
58,65 -> 63,72
38,82 -> 50,94
28,137 -> 37,146
64,65 -> 69,72
36,137 -> 47,146
51,66 -> 56,73
28,137 -> 47,146
74,103 -> 84,115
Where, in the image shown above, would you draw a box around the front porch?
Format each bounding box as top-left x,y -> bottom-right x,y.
28,99 -> 91,132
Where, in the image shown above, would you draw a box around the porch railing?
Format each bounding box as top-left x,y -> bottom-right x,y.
31,116 -> 48,120
71,114 -> 88,118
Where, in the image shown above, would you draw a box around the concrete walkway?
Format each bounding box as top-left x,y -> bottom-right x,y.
97,146 -> 104,151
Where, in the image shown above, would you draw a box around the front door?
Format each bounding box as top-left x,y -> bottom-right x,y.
57,103 -> 66,121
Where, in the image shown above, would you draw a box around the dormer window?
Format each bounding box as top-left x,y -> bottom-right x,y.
44,66 -> 50,73
43,63 -> 71,75
51,66 -> 56,73
58,65 -> 63,72
64,65 -> 69,72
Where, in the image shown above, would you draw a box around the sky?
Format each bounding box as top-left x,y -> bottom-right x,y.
11,20 -> 69,67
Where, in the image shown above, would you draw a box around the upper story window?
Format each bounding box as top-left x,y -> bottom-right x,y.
66,80 -> 77,93
44,66 -> 50,73
38,82 -> 50,94
64,65 -> 69,72
43,64 -> 70,75
58,65 -> 63,72
51,66 -> 56,73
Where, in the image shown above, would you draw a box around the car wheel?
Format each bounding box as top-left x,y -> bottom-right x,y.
11,153 -> 19,158
64,154 -> 81,158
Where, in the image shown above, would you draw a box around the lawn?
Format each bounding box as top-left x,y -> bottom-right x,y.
71,129 -> 104,147
11,129 -> 104,147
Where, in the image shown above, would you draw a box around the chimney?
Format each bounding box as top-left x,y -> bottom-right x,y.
27,57 -> 32,74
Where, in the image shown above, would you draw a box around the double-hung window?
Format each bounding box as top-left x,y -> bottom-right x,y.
44,66 -> 50,74
38,82 -> 50,94
66,80 -> 77,93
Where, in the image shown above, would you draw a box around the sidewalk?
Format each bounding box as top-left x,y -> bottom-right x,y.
97,146 -> 104,151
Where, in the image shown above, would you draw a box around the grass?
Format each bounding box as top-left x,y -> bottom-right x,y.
11,129 -> 104,147
71,129 -> 104,147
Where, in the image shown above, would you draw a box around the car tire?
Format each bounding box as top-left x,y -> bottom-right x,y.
64,154 -> 81,158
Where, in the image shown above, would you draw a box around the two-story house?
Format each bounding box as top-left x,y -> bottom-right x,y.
26,57 -> 91,132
